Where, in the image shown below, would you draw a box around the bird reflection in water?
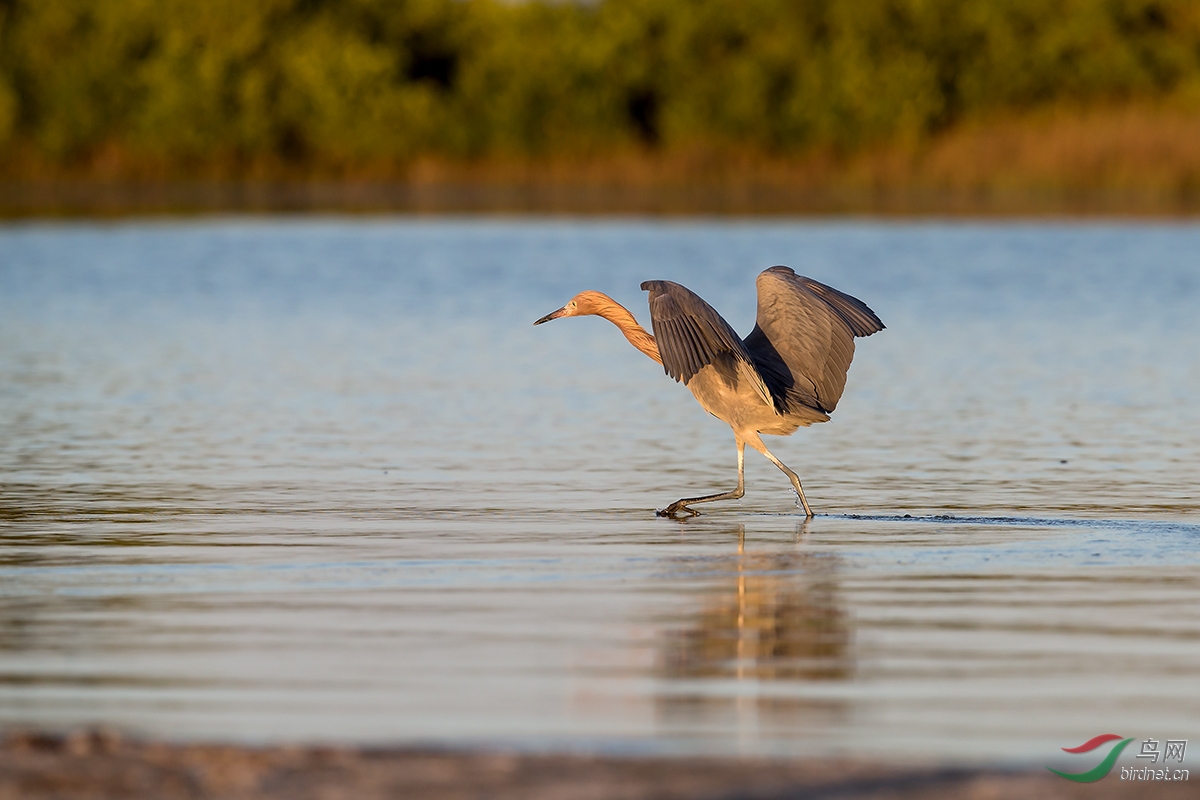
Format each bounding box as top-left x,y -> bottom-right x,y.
664,525 -> 850,681
657,524 -> 851,734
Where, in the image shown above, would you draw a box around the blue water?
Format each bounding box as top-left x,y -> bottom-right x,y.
1,218 -> 1198,763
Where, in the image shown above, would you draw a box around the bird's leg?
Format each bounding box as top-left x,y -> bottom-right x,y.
659,440 -> 745,518
750,440 -> 814,518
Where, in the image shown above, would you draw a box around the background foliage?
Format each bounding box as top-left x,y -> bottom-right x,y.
1,0 -> 1199,176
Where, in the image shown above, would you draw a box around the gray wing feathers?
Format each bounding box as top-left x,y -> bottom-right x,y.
641,280 -> 750,384
790,271 -> 886,338
744,267 -> 884,414
641,281 -> 773,410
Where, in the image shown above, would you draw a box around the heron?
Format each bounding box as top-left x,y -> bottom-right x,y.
534,266 -> 883,518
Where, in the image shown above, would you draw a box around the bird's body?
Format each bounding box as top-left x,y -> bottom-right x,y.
534,267 -> 883,517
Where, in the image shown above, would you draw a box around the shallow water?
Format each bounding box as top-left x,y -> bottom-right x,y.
1,219 -> 1199,763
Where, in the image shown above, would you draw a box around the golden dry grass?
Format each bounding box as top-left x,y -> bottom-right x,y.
388,104 -> 1200,187
3,105 -> 1199,216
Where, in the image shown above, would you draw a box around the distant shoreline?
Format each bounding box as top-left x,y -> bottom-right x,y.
3,178 -> 1198,219
5,0 -> 1200,223
6,105 -> 1199,218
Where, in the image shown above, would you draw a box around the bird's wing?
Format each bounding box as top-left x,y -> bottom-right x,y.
743,267 -> 884,414
641,280 -> 772,404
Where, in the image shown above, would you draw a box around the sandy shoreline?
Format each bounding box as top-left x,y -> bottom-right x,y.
0,729 -> 1191,800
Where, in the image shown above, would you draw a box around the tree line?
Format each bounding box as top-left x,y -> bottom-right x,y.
1,0 -> 1198,176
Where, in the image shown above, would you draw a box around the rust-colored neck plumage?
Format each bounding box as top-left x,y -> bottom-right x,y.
575,291 -> 662,364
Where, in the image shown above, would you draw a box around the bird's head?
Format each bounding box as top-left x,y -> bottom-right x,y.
533,290 -> 610,325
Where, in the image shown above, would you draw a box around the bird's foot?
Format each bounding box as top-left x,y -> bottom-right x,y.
657,501 -> 700,518
791,491 -> 814,518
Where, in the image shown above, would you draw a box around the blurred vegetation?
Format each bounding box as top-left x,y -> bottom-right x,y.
1,0 -> 1199,180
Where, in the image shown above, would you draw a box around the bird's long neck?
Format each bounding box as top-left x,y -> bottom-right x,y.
589,295 -> 662,364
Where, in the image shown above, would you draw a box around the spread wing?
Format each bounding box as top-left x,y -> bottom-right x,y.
743,266 -> 884,415
641,280 -> 771,405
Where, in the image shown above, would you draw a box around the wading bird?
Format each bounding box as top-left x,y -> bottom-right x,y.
534,267 -> 883,518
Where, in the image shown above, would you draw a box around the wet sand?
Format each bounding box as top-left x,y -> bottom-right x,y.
0,729 -> 1191,800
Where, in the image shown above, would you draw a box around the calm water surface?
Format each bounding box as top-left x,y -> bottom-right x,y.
1,219 -> 1198,763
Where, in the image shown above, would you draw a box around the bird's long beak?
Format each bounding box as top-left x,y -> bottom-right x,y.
533,306 -> 568,325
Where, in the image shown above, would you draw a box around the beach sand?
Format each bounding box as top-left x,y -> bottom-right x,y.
1,729 -> 1191,800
